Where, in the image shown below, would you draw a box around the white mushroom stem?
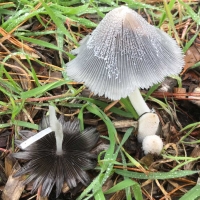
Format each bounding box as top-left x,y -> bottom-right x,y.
128,88 -> 151,116
137,113 -> 160,143
128,88 -> 161,146
49,106 -> 63,155
20,127 -> 52,149
20,106 -> 63,155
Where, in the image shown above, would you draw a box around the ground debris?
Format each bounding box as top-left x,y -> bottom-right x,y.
2,162 -> 25,200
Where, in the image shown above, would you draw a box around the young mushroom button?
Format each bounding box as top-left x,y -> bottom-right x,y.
66,6 -> 184,154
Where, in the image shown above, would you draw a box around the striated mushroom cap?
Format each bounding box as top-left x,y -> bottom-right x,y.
66,6 -> 184,100
13,117 -> 99,197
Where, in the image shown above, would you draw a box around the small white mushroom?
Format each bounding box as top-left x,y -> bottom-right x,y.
142,135 -> 163,155
66,6 -> 184,153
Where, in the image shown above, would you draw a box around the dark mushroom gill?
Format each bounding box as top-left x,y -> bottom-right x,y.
13,119 -> 99,197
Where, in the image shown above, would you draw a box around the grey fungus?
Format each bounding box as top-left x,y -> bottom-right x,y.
66,6 -> 184,101
13,108 -> 99,197
66,6 -> 184,155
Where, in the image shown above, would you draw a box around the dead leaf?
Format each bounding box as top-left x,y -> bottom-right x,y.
5,154 -> 15,177
164,143 -> 179,156
18,50 -> 40,59
109,190 -> 125,200
184,145 -> 200,170
112,120 -> 138,129
102,179 -> 113,192
62,182 -> 70,193
140,153 -> 154,167
182,45 -> 200,74
2,162 -> 25,200
0,131 -> 11,148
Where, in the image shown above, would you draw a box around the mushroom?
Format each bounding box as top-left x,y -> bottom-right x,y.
66,6 -> 184,153
142,135 -> 163,155
13,106 -> 99,197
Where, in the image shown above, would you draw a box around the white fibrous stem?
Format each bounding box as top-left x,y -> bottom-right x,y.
20,127 -> 53,149
128,88 -> 151,116
49,106 -> 63,155
137,113 -> 160,143
129,88 -> 161,151
20,106 -> 64,152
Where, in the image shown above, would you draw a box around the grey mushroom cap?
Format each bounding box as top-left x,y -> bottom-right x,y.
66,6 -> 184,100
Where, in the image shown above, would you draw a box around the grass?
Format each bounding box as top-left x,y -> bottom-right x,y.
0,0 -> 200,199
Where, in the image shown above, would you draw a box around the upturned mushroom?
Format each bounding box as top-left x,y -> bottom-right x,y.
66,6 -> 184,154
13,106 -> 99,197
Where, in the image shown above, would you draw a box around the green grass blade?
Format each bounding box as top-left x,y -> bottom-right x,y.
96,0 -> 117,5
13,120 -> 38,129
148,96 -> 172,117
78,103 -> 89,131
21,80 -> 67,98
39,0 -> 77,44
171,75 -> 182,88
163,0 -> 180,42
180,122 -> 200,132
18,36 -> 65,52
78,6 -> 114,15
121,0 -> 162,10
183,31 -> 200,53
158,0 -> 176,27
115,169 -> 200,179
77,103 -> 117,199
119,150 -> 132,200
94,189 -> 106,200
58,0 -> 82,6
178,0 -> 200,24
0,2 -> 15,9
14,30 -> 56,37
76,97 -> 133,118
69,16 -> 97,27
105,179 -> 142,200
0,76 -> 22,94
144,83 -> 160,101
115,128 -> 133,156
120,98 -> 138,119
0,8 -> 15,15
2,8 -> 45,32
0,123 -> 12,129
51,3 -> 89,16
179,184 -> 200,200
0,80 -> 20,99
10,97 -> 23,121
30,66 -> 40,87
86,103 -> 116,162
190,61 -> 200,70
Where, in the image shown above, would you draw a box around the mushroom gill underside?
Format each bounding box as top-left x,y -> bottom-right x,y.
13,119 -> 99,197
